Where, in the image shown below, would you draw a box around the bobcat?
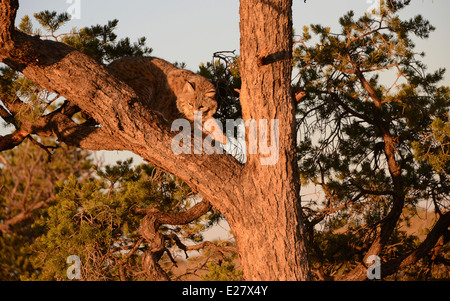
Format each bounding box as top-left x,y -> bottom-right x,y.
107,56 -> 218,124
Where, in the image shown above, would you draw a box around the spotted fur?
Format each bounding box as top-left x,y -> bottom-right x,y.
107,56 -> 217,124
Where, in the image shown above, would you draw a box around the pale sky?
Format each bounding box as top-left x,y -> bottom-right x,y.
16,0 -> 450,84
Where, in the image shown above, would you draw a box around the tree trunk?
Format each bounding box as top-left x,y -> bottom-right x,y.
230,0 -> 310,280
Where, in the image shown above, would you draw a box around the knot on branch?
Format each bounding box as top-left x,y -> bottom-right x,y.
257,50 -> 291,67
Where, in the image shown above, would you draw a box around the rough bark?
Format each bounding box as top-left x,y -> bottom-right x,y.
140,214 -> 172,281
0,0 -> 311,280
233,0 -> 310,280
138,200 -> 212,280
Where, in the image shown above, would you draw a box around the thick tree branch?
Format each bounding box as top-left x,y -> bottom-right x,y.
380,211 -> 450,278
136,199 -> 212,225
0,0 -> 243,216
137,199 -> 212,280
0,111 -> 129,152
0,129 -> 28,151
0,0 -> 17,60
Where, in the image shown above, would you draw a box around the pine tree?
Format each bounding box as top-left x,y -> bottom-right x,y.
294,0 -> 449,280
0,139 -> 94,280
24,160 -> 191,280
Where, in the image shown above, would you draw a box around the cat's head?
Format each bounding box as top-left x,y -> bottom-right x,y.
177,75 -> 218,122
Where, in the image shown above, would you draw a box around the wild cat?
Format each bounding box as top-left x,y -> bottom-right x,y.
107,56 -> 225,145
107,56 -> 218,123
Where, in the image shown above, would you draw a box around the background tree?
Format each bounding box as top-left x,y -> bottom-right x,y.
293,0 -> 449,280
0,139 -> 93,280
0,140 -> 239,280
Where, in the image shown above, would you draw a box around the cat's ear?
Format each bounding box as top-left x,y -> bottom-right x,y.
183,81 -> 196,93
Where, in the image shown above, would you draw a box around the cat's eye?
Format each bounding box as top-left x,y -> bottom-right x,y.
187,81 -> 196,89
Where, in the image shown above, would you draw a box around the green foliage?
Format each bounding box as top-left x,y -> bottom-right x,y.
0,233 -> 34,280
18,15 -> 34,35
294,0 -> 449,280
0,66 -> 19,105
295,0 -> 449,201
0,65 -> 48,126
62,19 -> 152,63
22,158 -> 208,280
413,114 -> 450,174
198,58 -> 241,124
19,12 -> 152,64
201,257 -> 243,281
0,139 -> 94,280
0,140 -> 224,280
33,10 -> 70,35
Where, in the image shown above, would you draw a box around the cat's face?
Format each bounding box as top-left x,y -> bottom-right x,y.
177,76 -> 218,122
